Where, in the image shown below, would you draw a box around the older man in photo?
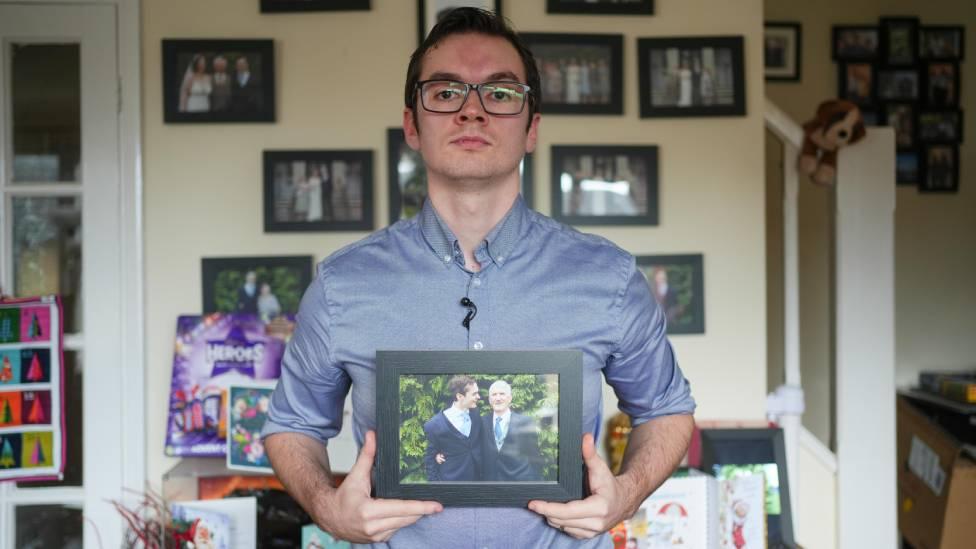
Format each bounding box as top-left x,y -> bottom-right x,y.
481,380 -> 544,481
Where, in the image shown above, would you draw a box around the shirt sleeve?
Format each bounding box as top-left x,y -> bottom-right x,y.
262,268 -> 351,445
603,258 -> 696,426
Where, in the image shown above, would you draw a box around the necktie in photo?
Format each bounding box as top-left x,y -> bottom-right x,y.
495,417 -> 504,449
461,413 -> 470,437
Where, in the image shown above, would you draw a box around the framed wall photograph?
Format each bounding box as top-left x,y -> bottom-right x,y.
876,68 -> 918,102
520,33 -> 624,115
896,152 -> 920,185
838,62 -> 875,106
261,0 -> 370,13
832,26 -> 880,61
700,428 -> 796,548
418,0 -> 500,44
550,145 -> 657,226
387,128 -> 534,223
162,39 -> 275,123
764,22 -> 801,82
545,0 -> 653,15
201,255 -> 313,316
925,62 -> 959,107
263,150 -> 374,232
880,17 -> 919,67
920,144 -> 958,193
918,110 -> 963,143
375,350 -> 583,506
635,254 -> 705,335
637,35 -> 746,118
884,103 -> 916,151
919,26 -> 965,60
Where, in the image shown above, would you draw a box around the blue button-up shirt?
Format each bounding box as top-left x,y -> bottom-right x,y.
264,196 -> 695,549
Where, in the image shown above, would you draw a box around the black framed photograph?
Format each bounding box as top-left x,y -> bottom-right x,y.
376,350 -> 583,506
920,144 -> 958,193
700,428 -> 796,548
637,36 -> 746,118
263,150 -> 374,233
884,102 -> 916,150
919,26 -> 965,60
896,152 -> 919,185
925,62 -> 959,107
764,22 -> 801,82
550,145 -> 657,226
419,0 -> 500,44
260,0 -> 370,12
520,33 -> 624,115
881,17 -> 919,66
832,26 -> 879,61
545,0 -> 653,15
860,109 -> 880,127
876,68 -> 919,102
162,39 -> 275,123
918,110 -> 963,143
201,255 -> 313,316
838,62 -> 875,106
635,254 -> 704,335
386,128 -> 534,223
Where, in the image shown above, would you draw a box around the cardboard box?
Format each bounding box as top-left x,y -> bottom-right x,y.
897,396 -> 976,549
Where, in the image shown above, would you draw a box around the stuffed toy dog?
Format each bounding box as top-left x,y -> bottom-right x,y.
799,99 -> 866,186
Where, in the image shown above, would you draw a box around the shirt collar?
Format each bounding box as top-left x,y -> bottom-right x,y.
419,194 -> 529,269
493,409 -> 512,423
443,406 -> 467,421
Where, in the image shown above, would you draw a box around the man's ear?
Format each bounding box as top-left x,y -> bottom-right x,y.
525,113 -> 541,154
403,108 -> 421,151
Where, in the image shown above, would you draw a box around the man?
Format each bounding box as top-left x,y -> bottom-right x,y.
422,375 -> 483,481
481,380 -> 543,482
230,56 -> 260,113
210,55 -> 232,112
236,271 -> 258,314
264,8 -> 695,547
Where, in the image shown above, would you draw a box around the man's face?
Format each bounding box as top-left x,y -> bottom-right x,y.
456,383 -> 481,409
489,385 -> 512,414
236,58 -> 249,73
403,33 -> 540,186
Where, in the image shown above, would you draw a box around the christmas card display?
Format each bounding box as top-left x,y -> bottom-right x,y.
170,502 -> 232,549
226,383 -> 276,473
165,314 -> 292,458
0,296 -> 64,481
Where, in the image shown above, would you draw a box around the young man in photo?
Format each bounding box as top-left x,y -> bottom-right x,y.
422,376 -> 484,482
263,8 -> 695,546
481,380 -> 543,482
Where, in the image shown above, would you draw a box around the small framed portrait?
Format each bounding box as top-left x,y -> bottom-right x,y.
520,33 -> 624,115
896,152 -> 919,185
376,350 -> 583,506
419,0 -> 500,44
638,35 -> 746,118
550,145 -> 657,226
635,254 -> 705,335
832,26 -> 879,61
919,26 -> 965,60
918,110 -> 963,143
263,150 -> 374,232
200,255 -> 313,317
880,17 -> 919,66
261,0 -> 370,12
837,62 -> 875,106
386,128 -> 534,223
925,62 -> 959,107
883,103 -> 916,150
920,145 -> 958,193
876,68 -> 919,102
226,382 -> 277,474
764,22 -> 801,82
162,39 -> 274,123
545,0 -> 653,15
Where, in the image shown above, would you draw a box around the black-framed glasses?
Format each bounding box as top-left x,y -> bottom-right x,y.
416,79 -> 531,115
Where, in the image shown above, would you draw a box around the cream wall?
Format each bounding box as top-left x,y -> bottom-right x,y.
143,0 -> 768,485
765,1 -> 976,448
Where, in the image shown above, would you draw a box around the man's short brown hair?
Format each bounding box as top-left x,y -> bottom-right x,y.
447,375 -> 477,401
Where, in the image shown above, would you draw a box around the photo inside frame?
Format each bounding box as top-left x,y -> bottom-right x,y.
637,262 -> 699,332
397,373 -> 559,484
649,47 -> 735,108
271,159 -> 366,223
557,153 -> 650,217
174,51 -> 265,115
532,44 -> 614,106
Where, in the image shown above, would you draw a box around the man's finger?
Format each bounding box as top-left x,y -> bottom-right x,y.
365,497 -> 443,519
362,514 -> 433,538
581,433 -> 606,471
528,499 -> 592,521
349,430 -> 377,480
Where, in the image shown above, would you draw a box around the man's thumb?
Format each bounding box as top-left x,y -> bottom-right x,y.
351,430 -> 377,478
581,433 -> 604,469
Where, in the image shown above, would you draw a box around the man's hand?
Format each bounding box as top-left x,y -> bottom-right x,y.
436,452 -> 446,464
315,431 -> 443,543
527,434 -> 634,539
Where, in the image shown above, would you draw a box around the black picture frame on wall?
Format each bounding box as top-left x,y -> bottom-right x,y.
545,0 -> 653,15
263,150 -> 374,233
919,25 -> 965,61
635,254 -> 705,335
877,68 -> 920,102
549,145 -> 658,227
920,144 -> 959,193
924,61 -> 960,108
837,62 -> 876,106
896,152 -> 920,185
162,39 -> 275,123
880,17 -> 920,67
418,0 -> 500,44
884,102 -> 917,151
201,255 -> 313,316
764,22 -> 802,82
375,350 -> 583,507
637,35 -> 746,118
832,25 -> 880,61
918,110 -> 963,144
260,0 -> 370,12
520,33 -> 624,115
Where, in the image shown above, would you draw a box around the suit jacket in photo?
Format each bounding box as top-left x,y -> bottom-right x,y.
423,409 -> 483,481
482,412 -> 543,481
230,73 -> 261,114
